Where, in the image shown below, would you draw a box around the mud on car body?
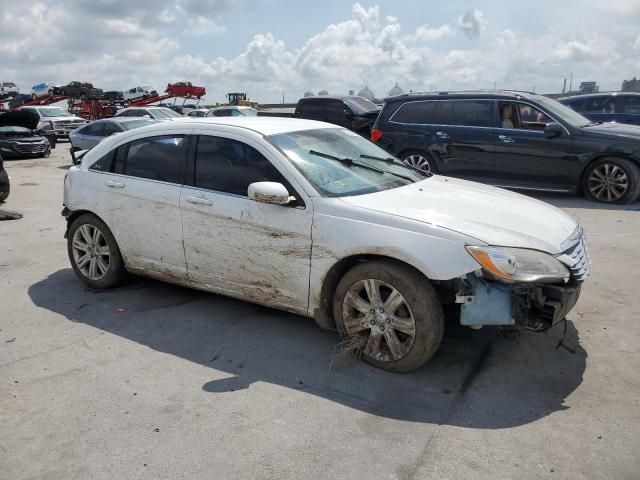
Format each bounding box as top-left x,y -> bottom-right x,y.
62,117 -> 589,372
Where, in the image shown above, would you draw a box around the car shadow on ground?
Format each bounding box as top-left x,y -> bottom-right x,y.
29,269 -> 587,428
525,192 -> 640,210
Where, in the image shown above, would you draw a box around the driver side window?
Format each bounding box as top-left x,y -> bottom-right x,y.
499,103 -> 551,131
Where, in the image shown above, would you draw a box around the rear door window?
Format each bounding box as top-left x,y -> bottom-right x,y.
390,101 -> 438,124
119,135 -> 187,183
82,123 -> 105,136
437,100 -> 494,127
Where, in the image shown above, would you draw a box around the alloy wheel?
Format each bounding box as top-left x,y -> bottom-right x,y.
72,224 -> 110,281
341,279 -> 416,362
403,154 -> 431,173
588,163 -> 628,202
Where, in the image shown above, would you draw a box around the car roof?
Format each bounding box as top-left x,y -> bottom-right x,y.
558,92 -> 640,101
383,90 -> 542,103
300,95 -> 363,101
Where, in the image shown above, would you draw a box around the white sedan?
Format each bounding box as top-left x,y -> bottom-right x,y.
63,117 -> 589,372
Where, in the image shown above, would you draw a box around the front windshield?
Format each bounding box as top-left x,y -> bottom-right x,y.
0,126 -> 31,134
344,97 -> 379,114
267,128 -> 425,197
39,107 -> 71,117
534,96 -> 591,128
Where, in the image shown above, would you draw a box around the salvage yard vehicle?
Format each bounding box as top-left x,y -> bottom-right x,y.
19,106 -> 86,139
63,117 -> 589,372
0,82 -> 19,99
372,90 -> 640,204
185,109 -> 211,117
123,86 -> 158,102
0,153 -> 9,202
166,81 -> 206,99
208,106 -> 258,117
559,92 -> 640,126
0,111 -> 53,158
31,82 -> 62,99
55,81 -> 103,99
114,106 -> 183,120
69,118 -> 157,162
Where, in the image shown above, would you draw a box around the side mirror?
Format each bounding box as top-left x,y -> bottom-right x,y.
544,122 -> 563,138
248,182 -> 292,205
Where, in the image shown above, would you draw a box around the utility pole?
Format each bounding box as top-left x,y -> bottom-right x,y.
563,78 -> 567,94
569,72 -> 573,93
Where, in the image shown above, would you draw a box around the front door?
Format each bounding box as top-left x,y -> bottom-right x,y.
180,132 -> 313,314
430,99 -> 495,181
493,102 -> 572,190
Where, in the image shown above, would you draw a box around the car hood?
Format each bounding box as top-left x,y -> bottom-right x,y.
0,110 -> 39,129
581,121 -> 640,140
0,134 -> 45,142
339,176 -> 578,254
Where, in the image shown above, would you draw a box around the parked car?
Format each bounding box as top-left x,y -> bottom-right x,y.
185,109 -> 210,117
103,91 -> 125,103
208,106 -> 258,117
260,95 -> 380,135
55,81 -> 103,99
69,118 -> 157,162
62,117 -> 589,372
371,90 -> 640,204
0,153 -> 9,203
113,106 -> 182,120
8,94 -> 33,109
123,86 -> 158,102
166,82 -> 206,98
0,82 -> 19,99
19,106 -> 86,139
31,82 -> 62,99
559,92 -> 640,126
0,110 -> 53,158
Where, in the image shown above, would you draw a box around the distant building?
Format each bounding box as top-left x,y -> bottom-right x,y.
303,91 -> 315,97
578,81 -> 599,94
318,89 -> 329,96
357,85 -> 375,100
388,82 -> 404,97
622,77 -> 640,92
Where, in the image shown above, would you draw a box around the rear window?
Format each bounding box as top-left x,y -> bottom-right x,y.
390,101 -> 438,124
436,100 -> 494,127
622,96 -> 640,114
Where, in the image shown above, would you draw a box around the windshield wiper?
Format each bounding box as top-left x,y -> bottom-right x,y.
359,154 -> 432,179
309,150 -> 386,174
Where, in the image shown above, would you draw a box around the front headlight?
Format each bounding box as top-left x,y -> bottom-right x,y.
466,246 -> 569,284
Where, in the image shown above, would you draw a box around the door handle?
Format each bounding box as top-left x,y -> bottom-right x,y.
105,180 -> 125,188
498,135 -> 515,143
186,196 -> 213,206
435,131 -> 450,140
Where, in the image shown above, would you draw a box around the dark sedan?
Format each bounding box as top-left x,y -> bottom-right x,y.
372,90 -> 640,204
0,111 -> 52,158
559,92 -> 640,126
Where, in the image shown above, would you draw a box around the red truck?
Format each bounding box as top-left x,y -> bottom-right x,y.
165,82 -> 206,98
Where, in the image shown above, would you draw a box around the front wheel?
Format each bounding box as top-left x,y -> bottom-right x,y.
582,157 -> 640,204
333,260 -> 444,372
67,214 -> 126,289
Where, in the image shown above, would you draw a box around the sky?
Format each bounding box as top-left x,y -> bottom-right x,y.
1,0 -> 640,103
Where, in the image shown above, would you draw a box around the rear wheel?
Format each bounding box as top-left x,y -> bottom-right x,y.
333,260 -> 444,372
582,157 -> 640,204
401,149 -> 437,174
67,214 -> 126,289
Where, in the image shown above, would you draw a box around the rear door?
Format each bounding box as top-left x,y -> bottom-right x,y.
429,99 -> 496,180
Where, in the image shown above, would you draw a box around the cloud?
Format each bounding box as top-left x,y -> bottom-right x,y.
413,24 -> 453,42
458,9 -> 485,39
634,34 -> 640,50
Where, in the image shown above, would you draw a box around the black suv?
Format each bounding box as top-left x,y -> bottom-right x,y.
372,91 -> 640,204
294,96 -> 380,135
559,92 -> 640,126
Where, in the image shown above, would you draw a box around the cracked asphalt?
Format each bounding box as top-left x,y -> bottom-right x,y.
1,146 -> 639,479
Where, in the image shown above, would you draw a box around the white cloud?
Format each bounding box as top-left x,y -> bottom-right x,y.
413,24 -> 453,42
458,9 -> 485,39
634,34 -> 640,50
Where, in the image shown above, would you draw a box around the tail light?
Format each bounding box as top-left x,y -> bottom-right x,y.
370,128 -> 383,143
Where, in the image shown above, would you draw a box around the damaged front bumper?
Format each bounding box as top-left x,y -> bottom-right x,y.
458,275 -> 582,331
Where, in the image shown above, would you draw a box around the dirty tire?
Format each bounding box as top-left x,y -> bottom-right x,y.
582,157 -> 640,204
333,260 -> 444,372
0,169 -> 9,203
67,213 -> 126,289
401,149 -> 438,174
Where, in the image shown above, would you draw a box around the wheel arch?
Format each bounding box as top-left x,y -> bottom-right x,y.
579,153 -> 640,192
64,209 -> 109,238
313,253 -> 430,330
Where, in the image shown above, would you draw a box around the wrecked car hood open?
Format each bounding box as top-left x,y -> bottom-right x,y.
339,175 -> 578,254
0,110 -> 40,130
